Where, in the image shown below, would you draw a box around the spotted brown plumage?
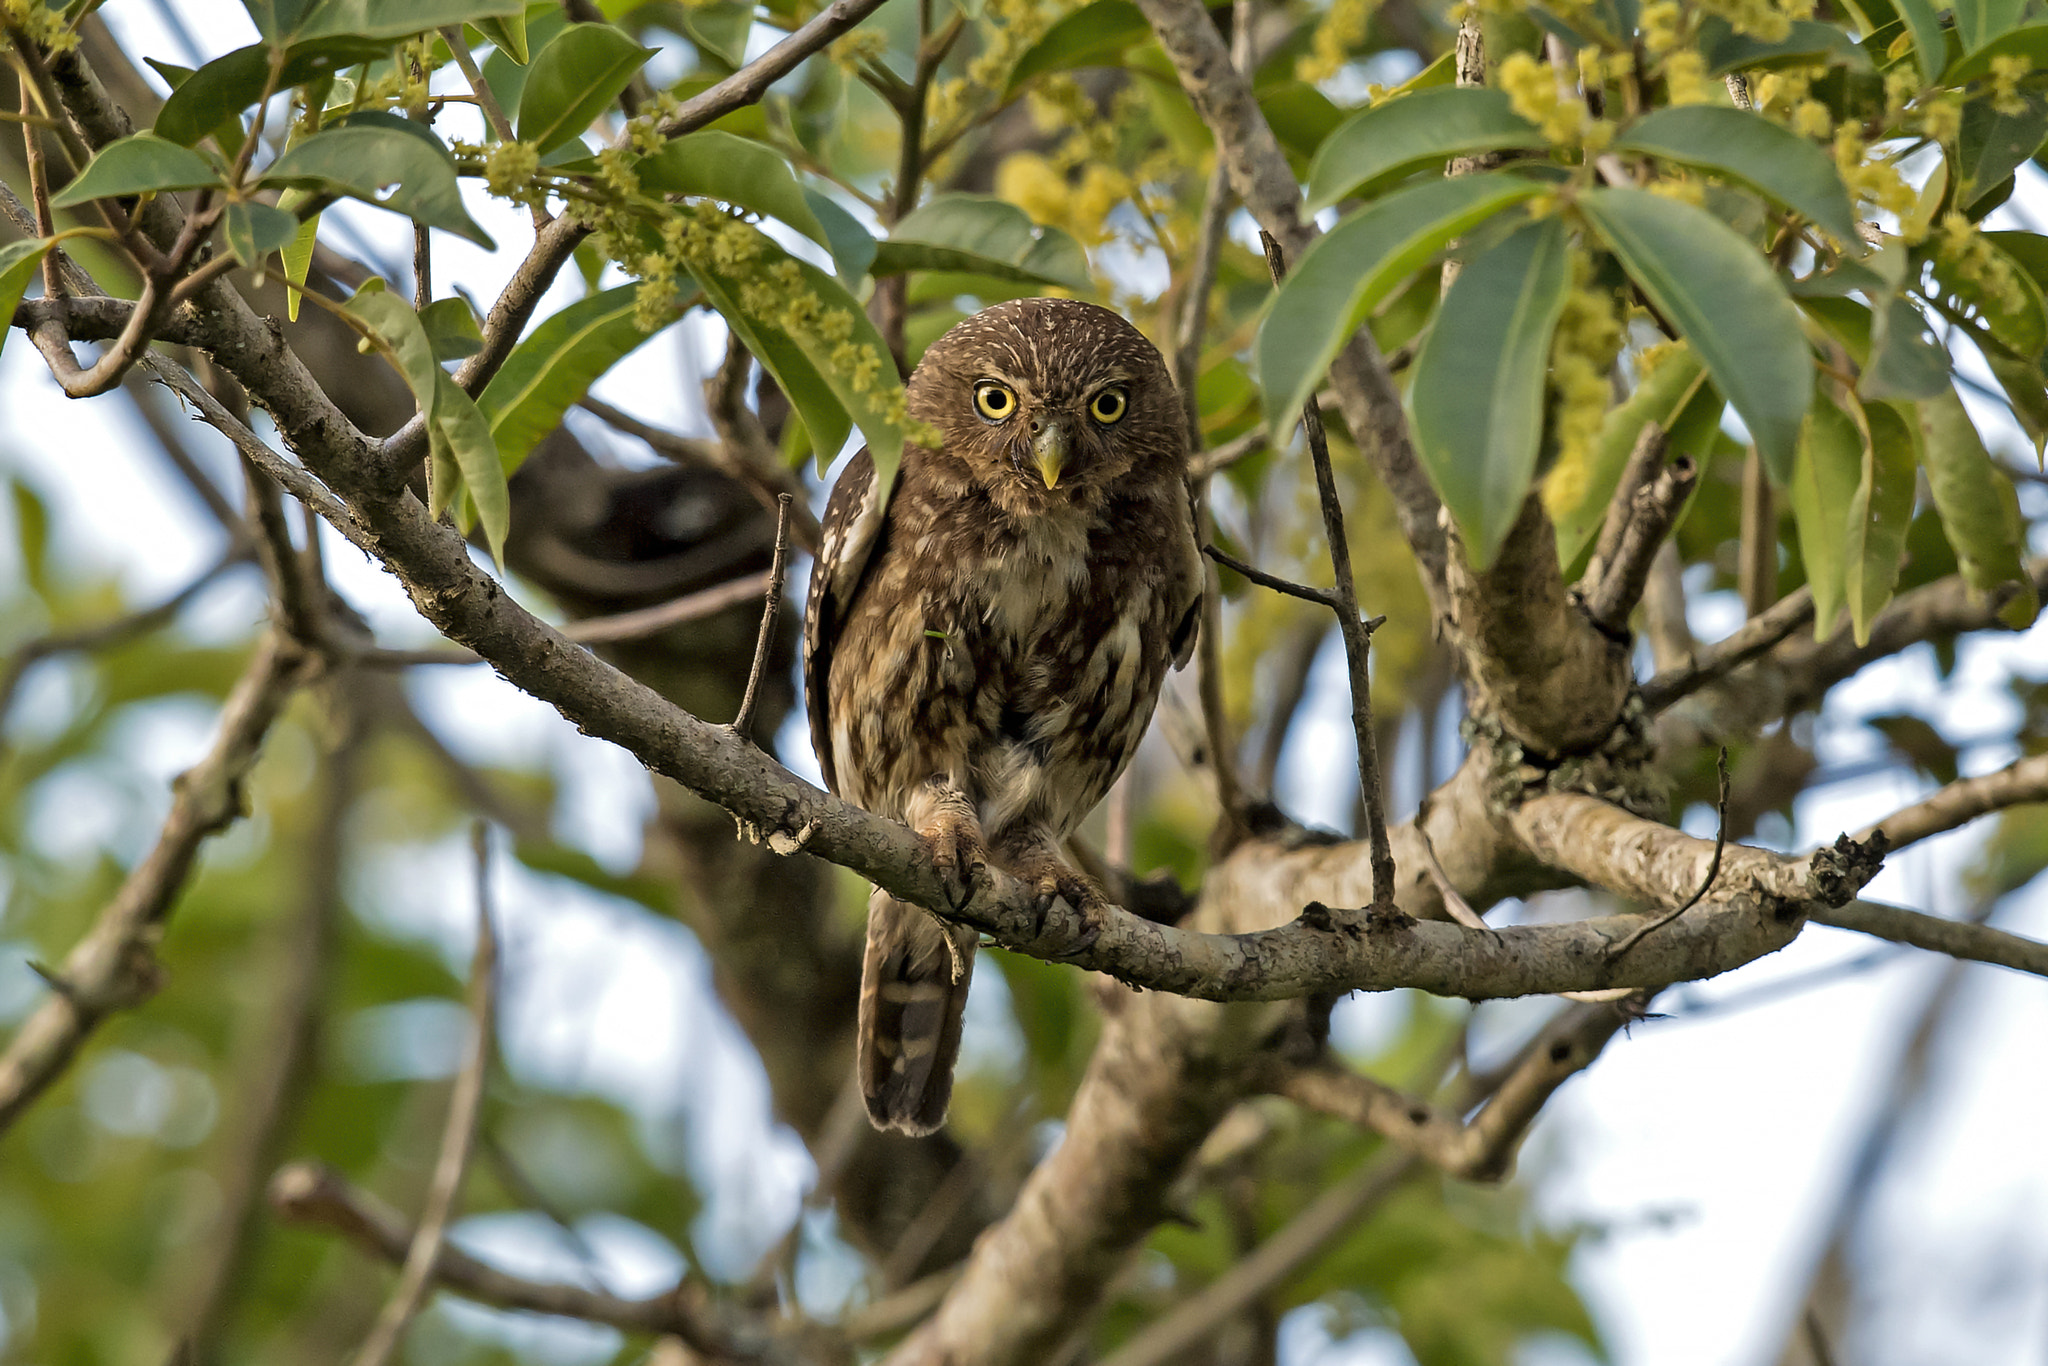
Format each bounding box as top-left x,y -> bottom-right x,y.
803,298 -> 1203,1136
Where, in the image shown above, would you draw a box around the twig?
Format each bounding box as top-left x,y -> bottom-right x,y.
1274,989 -> 1642,1182
1584,455 -> 1698,634
1606,749 -> 1730,961
1203,543 -> 1332,608
269,1162 -> 793,1360
660,0 -> 894,138
0,632 -> 308,1134
1413,796 -> 1490,933
1854,750 -> 2048,852
440,25 -> 517,144
1582,421 -> 1668,591
1813,899 -> 2048,980
579,396 -> 821,553
1187,429 -> 1264,481
730,495 -> 792,740
1258,231 -> 1397,909
0,553 -> 243,734
1639,586 -> 1814,712
347,823 -> 499,1366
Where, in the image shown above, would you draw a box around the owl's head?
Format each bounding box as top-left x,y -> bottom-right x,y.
906,299 -> 1186,511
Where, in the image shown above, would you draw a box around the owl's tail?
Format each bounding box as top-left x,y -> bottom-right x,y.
857,892 -> 977,1136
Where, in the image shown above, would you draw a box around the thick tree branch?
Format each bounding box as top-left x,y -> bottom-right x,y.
0,631 -> 309,1135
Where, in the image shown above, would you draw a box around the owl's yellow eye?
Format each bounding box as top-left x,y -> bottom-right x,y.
974,381 -> 1016,421
1089,387 -> 1128,425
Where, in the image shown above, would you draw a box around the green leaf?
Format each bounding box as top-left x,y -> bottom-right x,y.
342,277 -> 442,409
262,115 -> 495,247
1918,387 -> 2037,626
1006,0 -> 1148,94
872,194 -> 1093,290
685,224 -> 907,485
804,187 -> 878,282
49,133 -> 221,207
1257,173 -> 1548,441
250,0 -> 523,42
1697,14 -> 1872,73
1862,295 -> 1950,401
154,39 -> 388,147
1789,389 -> 1863,640
420,295 -> 483,361
1409,218 -> 1572,569
1305,87 -> 1546,213
282,209 -> 320,322
1259,81 -> 1346,167
222,199 -> 300,267
432,370 -> 511,565
1954,0 -> 2028,52
1891,0 -> 1948,83
0,238 -> 52,362
636,132 -> 832,251
1612,105 -> 1860,244
1982,344 -> 2048,457
1580,186 -> 1812,483
516,23 -> 655,155
1845,398 -> 1918,644
476,285 -> 657,472
1946,22 -> 2048,81
1955,88 -> 2048,215
475,11 -> 527,63
681,2 -> 753,67
1545,344 -> 1709,566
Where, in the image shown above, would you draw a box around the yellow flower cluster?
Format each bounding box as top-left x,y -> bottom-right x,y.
1883,65 -> 1921,116
1917,95 -> 1962,145
1990,55 -> 2034,117
1937,211 -> 2026,316
1791,98 -> 1831,138
1695,0 -> 1812,42
1640,0 -> 1682,56
483,140 -> 542,200
1549,258 -> 1624,489
1500,51 -> 1587,144
928,0 -> 1060,143
829,28 -> 890,74
2,0 -> 77,52
1297,0 -> 1380,85
1663,49 -> 1711,105
1832,125 -> 1916,231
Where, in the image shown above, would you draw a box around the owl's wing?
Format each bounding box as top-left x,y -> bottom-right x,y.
803,447 -> 890,796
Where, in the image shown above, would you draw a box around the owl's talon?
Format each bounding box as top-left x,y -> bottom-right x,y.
918,810 -> 990,912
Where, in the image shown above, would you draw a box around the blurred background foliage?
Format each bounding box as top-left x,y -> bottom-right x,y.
3,0 -> 2048,1359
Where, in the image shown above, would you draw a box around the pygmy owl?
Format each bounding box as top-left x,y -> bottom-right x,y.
803,298 -> 1204,1136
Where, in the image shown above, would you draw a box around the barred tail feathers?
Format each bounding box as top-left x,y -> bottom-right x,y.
856,892 -> 976,1136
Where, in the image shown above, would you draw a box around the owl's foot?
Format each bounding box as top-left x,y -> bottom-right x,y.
1006,846 -> 1109,957
915,808 -> 990,912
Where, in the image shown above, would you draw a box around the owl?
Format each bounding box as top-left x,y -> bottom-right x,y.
803,298 -> 1204,1136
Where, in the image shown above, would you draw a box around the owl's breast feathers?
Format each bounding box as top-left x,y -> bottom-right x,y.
804,445 -> 1201,840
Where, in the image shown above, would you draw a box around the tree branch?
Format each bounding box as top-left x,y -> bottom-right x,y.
1812,900 -> 2048,979
0,631 -> 309,1135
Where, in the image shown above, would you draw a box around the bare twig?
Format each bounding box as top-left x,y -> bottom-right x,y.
1813,900 -> 2048,980
0,552 -> 243,735
440,25 -> 517,143
1204,543 -> 1333,609
1093,1151 -> 1415,1366
0,632 -> 308,1134
1583,421 -> 1668,591
1258,231 -> 1397,909
1854,750 -> 2048,851
579,396 -> 821,553
1584,456 -> 1698,634
1606,749 -> 1730,961
269,1162 -> 793,1361
1187,429 -> 1264,481
1640,586 -> 1814,712
347,824 -> 499,1366
730,494 -> 793,740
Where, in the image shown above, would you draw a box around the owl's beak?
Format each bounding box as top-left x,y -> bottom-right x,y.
1033,421 -> 1069,490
